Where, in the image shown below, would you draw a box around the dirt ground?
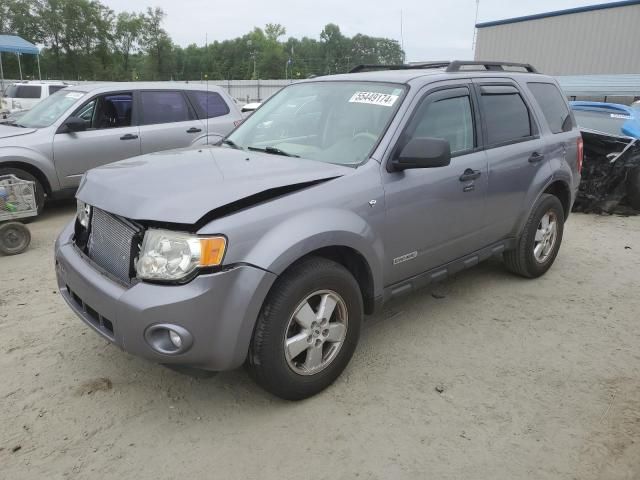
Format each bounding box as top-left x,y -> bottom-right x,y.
1,202 -> 639,480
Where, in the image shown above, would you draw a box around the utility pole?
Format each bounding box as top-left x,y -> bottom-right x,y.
17,53 -> 22,80
472,0 -> 480,56
400,9 -> 405,63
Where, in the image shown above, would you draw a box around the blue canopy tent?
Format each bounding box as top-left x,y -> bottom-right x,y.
0,34 -> 41,91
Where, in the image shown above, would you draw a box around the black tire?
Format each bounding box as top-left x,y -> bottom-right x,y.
504,194 -> 565,278
0,167 -> 45,217
626,166 -> 640,211
248,257 -> 363,400
0,222 -> 31,255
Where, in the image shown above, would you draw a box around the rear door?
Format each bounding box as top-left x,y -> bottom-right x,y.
473,79 -> 551,242
382,84 -> 489,284
53,91 -> 140,189
186,90 -> 240,142
137,90 -> 205,154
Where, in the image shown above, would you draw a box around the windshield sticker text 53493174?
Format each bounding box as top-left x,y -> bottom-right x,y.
349,91 -> 399,107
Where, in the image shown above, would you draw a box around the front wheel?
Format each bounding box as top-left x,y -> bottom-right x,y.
504,194 -> 565,278
247,257 -> 363,400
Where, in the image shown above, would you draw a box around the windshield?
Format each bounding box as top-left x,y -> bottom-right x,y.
572,109 -> 632,136
227,81 -> 406,166
16,90 -> 86,128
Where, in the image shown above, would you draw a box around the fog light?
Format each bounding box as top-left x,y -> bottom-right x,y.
169,330 -> 182,348
144,324 -> 193,355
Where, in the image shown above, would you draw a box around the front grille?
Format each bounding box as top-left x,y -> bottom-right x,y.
87,208 -> 139,283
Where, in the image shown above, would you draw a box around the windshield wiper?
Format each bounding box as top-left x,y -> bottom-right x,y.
219,138 -> 242,150
247,146 -> 300,157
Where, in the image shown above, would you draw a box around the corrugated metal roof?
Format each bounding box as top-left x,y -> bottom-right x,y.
476,0 -> 640,28
0,34 -> 39,55
557,74 -> 640,96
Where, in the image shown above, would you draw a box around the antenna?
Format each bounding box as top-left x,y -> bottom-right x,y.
205,33 -> 209,145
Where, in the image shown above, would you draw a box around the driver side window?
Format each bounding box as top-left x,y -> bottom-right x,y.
73,93 -> 133,130
410,94 -> 475,155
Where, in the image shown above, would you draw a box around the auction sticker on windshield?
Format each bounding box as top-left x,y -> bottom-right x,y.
65,92 -> 84,99
349,91 -> 399,107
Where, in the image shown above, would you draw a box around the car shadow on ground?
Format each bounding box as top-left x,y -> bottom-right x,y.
69,255 -> 525,407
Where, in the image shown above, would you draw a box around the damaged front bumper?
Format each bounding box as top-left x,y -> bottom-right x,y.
54,220 -> 277,371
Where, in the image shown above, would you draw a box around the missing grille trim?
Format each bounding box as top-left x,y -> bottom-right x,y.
87,208 -> 142,284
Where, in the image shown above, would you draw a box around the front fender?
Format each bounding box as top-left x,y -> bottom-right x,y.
0,146 -> 60,191
242,208 -> 384,299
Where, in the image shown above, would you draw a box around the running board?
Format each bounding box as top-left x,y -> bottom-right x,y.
384,239 -> 516,301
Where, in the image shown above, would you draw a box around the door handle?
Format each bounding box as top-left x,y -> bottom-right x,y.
528,152 -> 545,163
459,169 -> 482,182
186,127 -> 202,133
120,133 -> 138,140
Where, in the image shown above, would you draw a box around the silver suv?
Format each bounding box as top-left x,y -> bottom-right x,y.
55,61 -> 582,400
0,82 -> 242,212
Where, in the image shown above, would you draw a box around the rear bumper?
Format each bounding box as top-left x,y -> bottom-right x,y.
54,220 -> 276,371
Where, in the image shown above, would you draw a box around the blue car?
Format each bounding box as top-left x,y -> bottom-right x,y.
570,101 -> 640,139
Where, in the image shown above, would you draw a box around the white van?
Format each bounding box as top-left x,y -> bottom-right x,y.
1,81 -> 71,117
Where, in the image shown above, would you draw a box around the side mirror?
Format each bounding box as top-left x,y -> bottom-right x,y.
63,116 -> 87,133
392,137 -> 451,171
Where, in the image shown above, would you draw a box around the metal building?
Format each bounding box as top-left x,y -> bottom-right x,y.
474,0 -> 640,75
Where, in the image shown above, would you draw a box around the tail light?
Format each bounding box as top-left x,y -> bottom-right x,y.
576,136 -> 584,174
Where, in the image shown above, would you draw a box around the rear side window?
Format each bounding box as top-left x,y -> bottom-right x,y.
140,91 -> 193,125
480,88 -> 531,146
528,82 -> 572,133
413,95 -> 475,154
5,85 -> 41,99
48,85 -> 66,95
188,91 -> 230,119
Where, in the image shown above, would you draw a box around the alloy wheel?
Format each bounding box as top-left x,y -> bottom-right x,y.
533,210 -> 558,263
284,289 -> 348,376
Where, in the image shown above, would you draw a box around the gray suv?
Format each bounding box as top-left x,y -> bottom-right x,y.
55,61 -> 582,400
0,82 -> 242,213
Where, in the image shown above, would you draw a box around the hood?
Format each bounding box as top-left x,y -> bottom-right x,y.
0,124 -> 37,140
77,146 -> 350,225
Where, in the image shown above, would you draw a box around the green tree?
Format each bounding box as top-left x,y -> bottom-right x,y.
114,11 -> 144,74
2,1 -> 407,81
140,7 -> 174,79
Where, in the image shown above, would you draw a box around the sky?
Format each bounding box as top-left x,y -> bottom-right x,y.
101,0 -> 601,61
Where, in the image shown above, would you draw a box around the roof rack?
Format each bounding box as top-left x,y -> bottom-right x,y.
349,60 -> 538,74
349,61 -> 451,73
446,61 -> 538,73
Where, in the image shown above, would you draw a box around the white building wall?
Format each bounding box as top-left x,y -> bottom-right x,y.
475,3 -> 640,75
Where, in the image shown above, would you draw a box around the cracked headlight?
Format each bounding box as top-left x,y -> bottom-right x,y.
135,229 -> 226,282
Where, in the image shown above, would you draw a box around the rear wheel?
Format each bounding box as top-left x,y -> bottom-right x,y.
626,166 -> 640,211
247,257 -> 363,400
0,167 -> 45,217
504,194 -> 564,278
0,222 -> 31,255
